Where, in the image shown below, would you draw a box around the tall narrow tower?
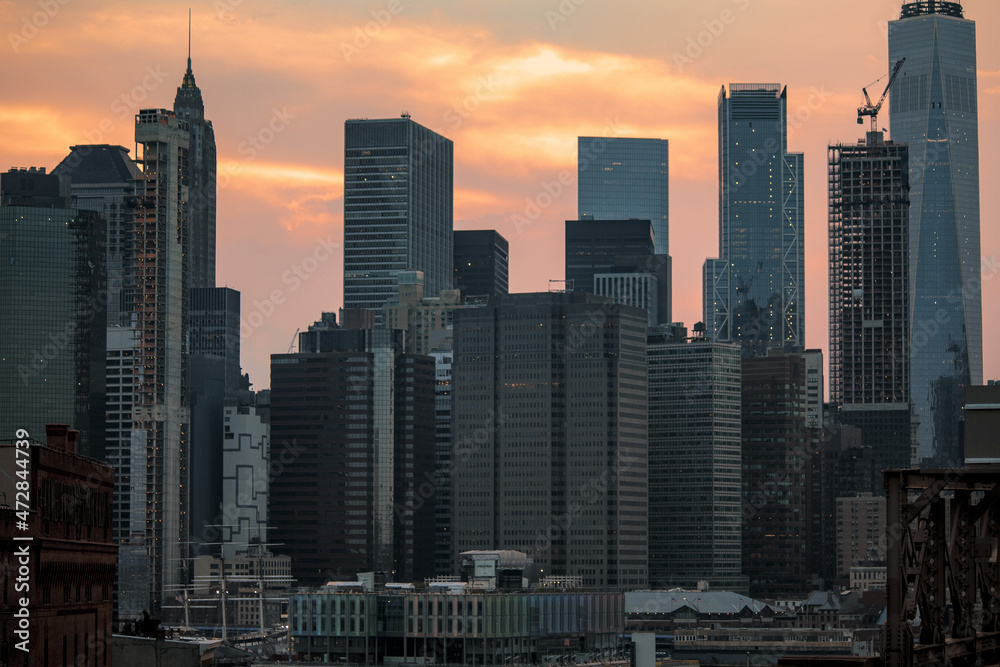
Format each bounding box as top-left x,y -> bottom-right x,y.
888,1 -> 981,464
174,12 -> 217,290
704,84 -> 804,357
829,131 -> 913,482
120,109 -> 190,617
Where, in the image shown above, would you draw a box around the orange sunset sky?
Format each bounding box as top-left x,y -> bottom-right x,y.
2,0 -> 998,390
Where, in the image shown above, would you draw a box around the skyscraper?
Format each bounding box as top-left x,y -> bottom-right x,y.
742,351 -> 813,597
174,27 -> 216,290
577,137 -> 669,256
53,144 -> 142,327
889,1 -> 981,464
647,326 -> 744,591
565,219 -> 670,325
704,84 -> 804,356
220,389 -> 270,560
188,287 -> 242,558
0,168 -> 106,460
453,229 -> 509,299
451,292 -> 649,588
343,116 -> 453,323
270,319 -> 436,586
829,132 -> 913,481
121,108 -> 190,616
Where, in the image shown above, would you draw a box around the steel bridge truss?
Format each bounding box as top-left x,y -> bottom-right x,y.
884,467 -> 1000,667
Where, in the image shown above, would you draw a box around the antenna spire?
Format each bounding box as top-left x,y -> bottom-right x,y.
187,8 -> 192,71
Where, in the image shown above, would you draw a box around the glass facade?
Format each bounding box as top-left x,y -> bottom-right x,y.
0,197 -> 106,457
889,3 -> 981,464
453,229 -> 509,299
270,326 -> 436,586
578,137 -> 669,256
646,334 -> 744,591
344,118 -> 453,324
704,84 -> 804,356
289,590 -> 624,663
451,293 -> 648,588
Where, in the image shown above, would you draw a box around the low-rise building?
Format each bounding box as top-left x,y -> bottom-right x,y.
288,588 -> 624,664
0,425 -> 115,667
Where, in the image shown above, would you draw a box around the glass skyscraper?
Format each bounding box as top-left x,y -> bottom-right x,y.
343,116 -> 453,323
578,137 -> 669,256
889,1 -> 981,464
704,84 -> 804,357
0,168 -> 106,459
647,329 -> 744,592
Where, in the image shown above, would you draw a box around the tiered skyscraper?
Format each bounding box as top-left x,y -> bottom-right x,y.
889,1 -> 981,464
343,116 -> 453,323
704,84 -> 804,356
174,30 -> 217,290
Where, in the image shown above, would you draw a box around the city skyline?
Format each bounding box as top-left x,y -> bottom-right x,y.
3,0 -> 999,388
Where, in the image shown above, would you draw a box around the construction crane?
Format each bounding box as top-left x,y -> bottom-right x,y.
858,58 -> 906,132
287,327 -> 300,353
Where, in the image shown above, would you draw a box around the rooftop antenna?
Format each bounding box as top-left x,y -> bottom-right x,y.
187,8 -> 192,70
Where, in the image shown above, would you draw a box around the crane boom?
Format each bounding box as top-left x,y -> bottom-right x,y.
857,58 -> 906,132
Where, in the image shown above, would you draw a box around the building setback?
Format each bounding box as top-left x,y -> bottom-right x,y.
173,44 -> 217,290
453,229 -> 509,300
647,328 -> 744,591
888,1 -> 982,464
343,116 -> 453,323
829,131 -> 913,485
565,219 -> 670,325
451,292 -> 648,589
270,323 -> 435,586
704,84 -> 804,356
